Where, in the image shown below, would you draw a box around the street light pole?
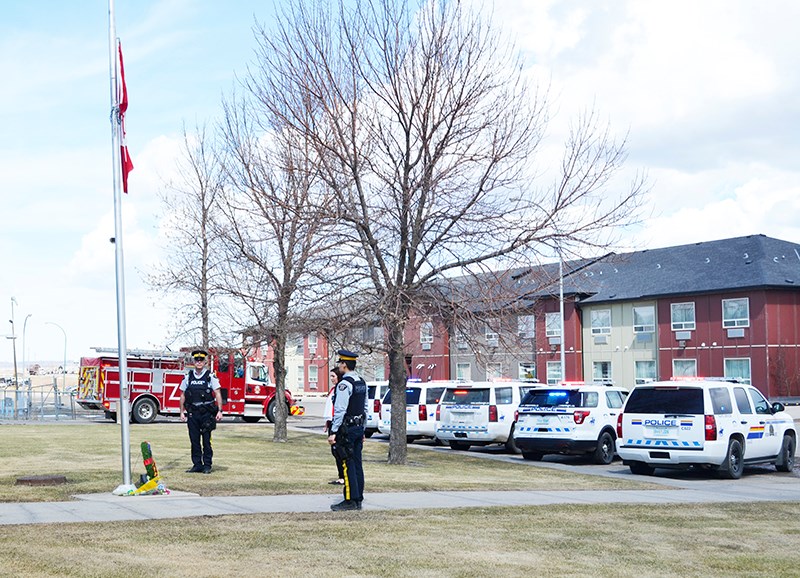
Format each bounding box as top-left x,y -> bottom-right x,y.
10,297 -> 19,398
44,321 -> 67,396
22,314 -> 32,416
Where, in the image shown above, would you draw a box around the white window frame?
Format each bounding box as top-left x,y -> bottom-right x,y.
308,332 -> 318,353
635,360 -> 657,384
591,309 -> 612,336
517,315 -> 535,339
722,298 -> 750,328
296,366 -> 304,387
724,357 -> 751,384
485,318 -> 499,347
671,302 -> 696,331
593,361 -> 612,382
632,306 -> 655,333
518,362 -> 536,381
545,312 -> 561,337
420,320 -> 434,344
672,358 -> 697,378
456,362 -> 471,381
308,365 -> 318,385
486,362 -> 502,379
546,361 -> 562,385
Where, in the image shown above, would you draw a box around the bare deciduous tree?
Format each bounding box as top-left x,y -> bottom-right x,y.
248,0 -> 646,463
146,122 -> 230,351
216,92 -> 339,442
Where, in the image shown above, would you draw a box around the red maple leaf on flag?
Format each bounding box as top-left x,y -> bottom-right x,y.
118,42 -> 134,193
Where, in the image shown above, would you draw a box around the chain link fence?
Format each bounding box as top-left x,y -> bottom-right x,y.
1,378 -> 93,421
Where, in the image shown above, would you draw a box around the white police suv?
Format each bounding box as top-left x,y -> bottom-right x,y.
435,381 -> 537,452
617,378 -> 796,478
378,380 -> 448,442
514,383 -> 628,464
365,381 -> 389,438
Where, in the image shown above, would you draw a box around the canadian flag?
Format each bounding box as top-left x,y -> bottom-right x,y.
118,42 -> 134,193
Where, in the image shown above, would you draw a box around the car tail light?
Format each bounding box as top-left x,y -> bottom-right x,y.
419,404 -> 428,421
435,404 -> 441,421
704,415 -> 717,441
616,413 -> 623,438
514,409 -> 519,421
573,410 -> 590,424
489,405 -> 498,422
373,399 -> 381,414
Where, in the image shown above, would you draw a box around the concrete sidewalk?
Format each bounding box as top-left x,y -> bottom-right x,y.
2,472 -> 799,526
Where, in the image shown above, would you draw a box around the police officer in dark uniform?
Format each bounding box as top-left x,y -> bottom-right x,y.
328,349 -> 369,511
180,349 -> 224,474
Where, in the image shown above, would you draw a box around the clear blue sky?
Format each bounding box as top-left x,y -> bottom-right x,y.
2,0 -> 799,366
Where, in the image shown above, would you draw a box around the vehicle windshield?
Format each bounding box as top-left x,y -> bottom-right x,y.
382,387 -> 421,405
441,388 -> 490,404
521,389 -> 598,408
624,387 -> 704,414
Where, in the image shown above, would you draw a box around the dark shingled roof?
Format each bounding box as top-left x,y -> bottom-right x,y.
572,234 -> 800,304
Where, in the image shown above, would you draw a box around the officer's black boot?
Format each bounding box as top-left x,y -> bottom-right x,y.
330,500 -> 359,511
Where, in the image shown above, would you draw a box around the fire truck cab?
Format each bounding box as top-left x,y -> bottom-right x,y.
77,348 -> 293,424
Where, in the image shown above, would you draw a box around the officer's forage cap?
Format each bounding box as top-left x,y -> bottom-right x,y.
337,349 -> 359,362
191,349 -> 208,360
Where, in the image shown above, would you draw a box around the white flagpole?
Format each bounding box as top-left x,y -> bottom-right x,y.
107,0 -> 132,489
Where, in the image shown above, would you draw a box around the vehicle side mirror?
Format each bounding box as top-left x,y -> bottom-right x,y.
771,402 -> 785,413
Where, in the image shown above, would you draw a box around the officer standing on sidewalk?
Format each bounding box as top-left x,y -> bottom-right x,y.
180,349 -> 224,474
328,349 -> 369,511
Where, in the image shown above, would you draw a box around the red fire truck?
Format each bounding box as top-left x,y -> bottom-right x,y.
77,348 -> 294,424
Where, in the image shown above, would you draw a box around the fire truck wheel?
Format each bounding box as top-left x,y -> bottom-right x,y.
132,398 -> 158,424
266,399 -> 277,423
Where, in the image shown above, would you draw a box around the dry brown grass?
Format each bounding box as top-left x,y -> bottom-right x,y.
0,502 -> 798,577
0,422 -> 657,502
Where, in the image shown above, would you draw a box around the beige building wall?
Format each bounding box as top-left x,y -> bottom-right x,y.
581,300 -> 658,389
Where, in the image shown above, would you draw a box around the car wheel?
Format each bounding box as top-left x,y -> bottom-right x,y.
718,438 -> 744,479
776,434 -> 796,472
593,432 -> 615,465
449,441 -> 470,451
504,424 -> 520,454
629,461 -> 655,476
522,451 -> 543,461
131,398 -> 158,424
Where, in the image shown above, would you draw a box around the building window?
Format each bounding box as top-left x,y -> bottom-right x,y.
455,330 -> 468,349
545,312 -> 561,337
308,332 -> 317,353
671,302 -> 696,331
308,365 -> 318,387
420,321 -> 434,344
485,319 -> 499,347
546,361 -> 562,385
591,309 -> 612,335
296,366 -> 304,387
722,298 -> 750,328
593,361 -> 611,383
672,359 -> 697,378
456,362 -> 471,381
486,362 -> 502,379
724,358 -> 751,384
635,360 -> 656,384
361,326 -> 374,343
632,306 -> 655,333
518,362 -> 536,380
518,315 -> 535,339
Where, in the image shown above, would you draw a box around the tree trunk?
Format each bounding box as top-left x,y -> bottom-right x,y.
386,320 -> 408,465
272,331 -> 288,442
